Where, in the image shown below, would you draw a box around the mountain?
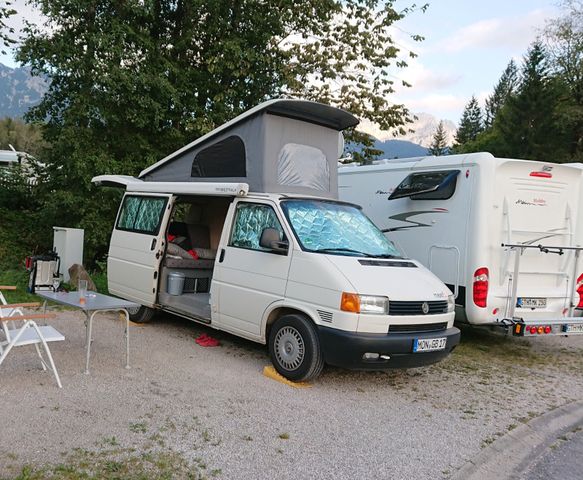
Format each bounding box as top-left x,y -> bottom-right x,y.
0,64 -> 47,118
373,139 -> 427,159
360,112 -> 457,148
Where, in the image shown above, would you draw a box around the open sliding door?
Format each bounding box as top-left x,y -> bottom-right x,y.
107,193 -> 174,306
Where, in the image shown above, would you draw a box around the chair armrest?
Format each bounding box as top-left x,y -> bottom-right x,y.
0,313 -> 56,322
0,286 -> 17,290
0,302 -> 41,309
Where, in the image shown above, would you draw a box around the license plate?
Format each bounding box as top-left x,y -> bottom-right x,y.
517,297 -> 547,309
564,324 -> 583,333
413,337 -> 447,353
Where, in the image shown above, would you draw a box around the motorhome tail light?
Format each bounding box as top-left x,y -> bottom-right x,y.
529,326 -> 537,335
529,171 -> 552,178
544,326 -> 551,334
576,273 -> 583,308
473,267 -> 489,308
341,292 -> 360,313
537,326 -> 544,334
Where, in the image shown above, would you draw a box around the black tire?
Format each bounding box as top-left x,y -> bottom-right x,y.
268,314 -> 324,382
127,305 -> 155,323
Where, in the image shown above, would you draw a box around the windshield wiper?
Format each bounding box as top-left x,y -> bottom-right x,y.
373,253 -> 401,259
312,247 -> 375,257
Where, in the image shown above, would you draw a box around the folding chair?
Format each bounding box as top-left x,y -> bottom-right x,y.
0,286 -> 65,388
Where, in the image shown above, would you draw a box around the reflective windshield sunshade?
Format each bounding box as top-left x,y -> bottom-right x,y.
281,200 -> 401,258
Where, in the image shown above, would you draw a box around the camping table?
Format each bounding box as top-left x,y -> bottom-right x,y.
37,291 -> 138,375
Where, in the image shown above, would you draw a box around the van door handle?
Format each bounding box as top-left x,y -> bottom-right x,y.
150,239 -> 157,251
219,249 -> 225,263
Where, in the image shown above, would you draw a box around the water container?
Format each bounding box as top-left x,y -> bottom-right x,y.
167,272 -> 185,295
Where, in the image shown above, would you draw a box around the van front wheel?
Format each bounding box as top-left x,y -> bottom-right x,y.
127,305 -> 155,323
269,314 -> 324,382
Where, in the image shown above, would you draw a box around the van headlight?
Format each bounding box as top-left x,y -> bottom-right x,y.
341,292 -> 389,314
447,294 -> 455,313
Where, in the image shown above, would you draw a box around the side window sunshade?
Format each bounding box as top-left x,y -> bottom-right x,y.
388,170 -> 460,201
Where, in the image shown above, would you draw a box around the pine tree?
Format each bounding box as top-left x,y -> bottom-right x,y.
484,60 -> 519,128
454,95 -> 483,147
490,42 -> 567,160
543,0 -> 583,160
428,121 -> 449,156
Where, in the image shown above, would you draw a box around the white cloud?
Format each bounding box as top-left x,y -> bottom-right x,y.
436,8 -> 554,53
402,93 -> 468,115
398,59 -> 462,93
6,0 -> 46,39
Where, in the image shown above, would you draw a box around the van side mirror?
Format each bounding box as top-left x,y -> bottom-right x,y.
259,228 -> 289,254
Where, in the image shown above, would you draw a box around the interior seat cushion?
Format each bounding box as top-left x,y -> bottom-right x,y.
167,243 -> 216,260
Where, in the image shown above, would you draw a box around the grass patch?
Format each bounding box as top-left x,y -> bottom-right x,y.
3,447 -> 207,480
448,324 -> 545,368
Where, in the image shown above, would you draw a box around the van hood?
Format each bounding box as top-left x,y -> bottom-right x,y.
324,255 -> 452,301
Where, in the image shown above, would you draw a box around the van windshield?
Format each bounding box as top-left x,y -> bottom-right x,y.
281,199 -> 402,258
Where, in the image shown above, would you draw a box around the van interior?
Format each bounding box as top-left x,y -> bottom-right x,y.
158,196 -> 232,322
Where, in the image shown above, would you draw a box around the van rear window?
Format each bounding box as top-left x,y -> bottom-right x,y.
389,170 -> 460,201
116,195 -> 168,235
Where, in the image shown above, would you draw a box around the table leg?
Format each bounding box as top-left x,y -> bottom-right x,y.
123,309 -> 130,369
84,311 -> 95,375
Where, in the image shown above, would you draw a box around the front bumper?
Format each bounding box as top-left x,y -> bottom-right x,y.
318,325 -> 461,370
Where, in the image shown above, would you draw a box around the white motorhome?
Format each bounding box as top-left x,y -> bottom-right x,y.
339,152 -> 583,337
93,100 -> 460,381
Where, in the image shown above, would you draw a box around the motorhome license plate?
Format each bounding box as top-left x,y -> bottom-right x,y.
564,324 -> 583,334
518,298 -> 546,308
413,337 -> 447,353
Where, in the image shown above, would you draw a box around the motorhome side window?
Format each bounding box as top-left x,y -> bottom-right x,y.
229,203 -> 285,251
116,195 -> 168,235
389,170 -> 460,201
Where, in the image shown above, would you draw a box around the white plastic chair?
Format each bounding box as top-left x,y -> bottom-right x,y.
0,286 -> 65,388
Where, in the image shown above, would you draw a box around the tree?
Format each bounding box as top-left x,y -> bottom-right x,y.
543,0 -> 583,160
454,95 -> 483,148
0,117 -> 46,156
477,42 -> 567,161
428,121 -> 449,156
0,1 -> 16,55
484,60 -> 518,128
16,0 -> 426,262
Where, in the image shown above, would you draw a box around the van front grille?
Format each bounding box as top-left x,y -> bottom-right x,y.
388,322 -> 448,333
389,300 -> 448,316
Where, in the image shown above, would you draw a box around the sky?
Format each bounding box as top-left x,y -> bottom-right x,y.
388,0 -> 558,123
1,0 -> 560,126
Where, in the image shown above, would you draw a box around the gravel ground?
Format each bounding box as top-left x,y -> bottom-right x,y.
1,311 -> 583,479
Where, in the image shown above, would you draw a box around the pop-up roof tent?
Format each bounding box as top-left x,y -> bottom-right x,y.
139,99 -> 359,199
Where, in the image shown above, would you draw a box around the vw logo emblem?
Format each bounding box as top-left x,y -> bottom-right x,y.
421,302 -> 429,314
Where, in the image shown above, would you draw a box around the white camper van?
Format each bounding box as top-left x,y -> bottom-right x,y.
339,152 -> 583,337
93,100 -> 460,381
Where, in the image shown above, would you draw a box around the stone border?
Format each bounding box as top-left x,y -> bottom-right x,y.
451,400 -> 583,479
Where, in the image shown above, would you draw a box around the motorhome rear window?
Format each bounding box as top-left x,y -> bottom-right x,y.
389,170 -> 460,201
191,135 -> 246,178
116,195 -> 168,235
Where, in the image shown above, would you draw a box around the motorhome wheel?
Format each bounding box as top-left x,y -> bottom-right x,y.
127,305 -> 155,323
268,314 -> 324,382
